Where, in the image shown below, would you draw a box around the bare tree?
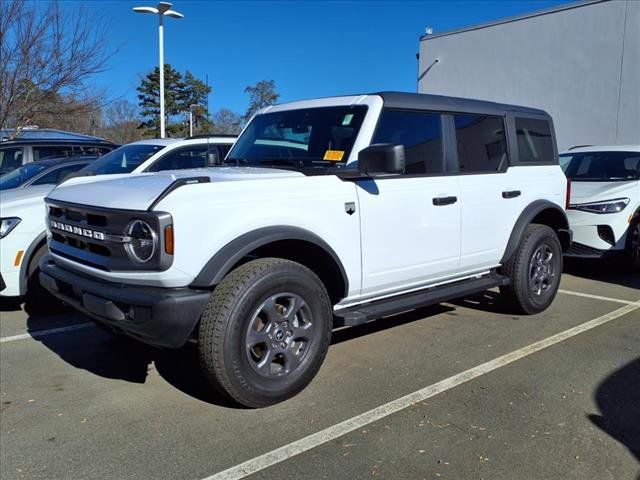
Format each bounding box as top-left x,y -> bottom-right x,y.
101,99 -> 144,144
0,0 -> 112,137
212,108 -> 242,135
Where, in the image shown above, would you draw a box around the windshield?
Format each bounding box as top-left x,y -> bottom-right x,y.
75,143 -> 166,175
561,151 -> 640,181
226,106 -> 368,171
0,162 -> 49,190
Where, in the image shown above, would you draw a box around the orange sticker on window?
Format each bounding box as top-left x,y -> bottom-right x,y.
323,150 -> 344,161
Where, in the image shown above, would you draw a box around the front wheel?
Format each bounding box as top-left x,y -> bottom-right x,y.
500,224 -> 563,315
198,258 -> 333,408
626,217 -> 640,272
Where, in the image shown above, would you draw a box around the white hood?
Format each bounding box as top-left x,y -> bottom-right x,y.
46,167 -> 303,211
0,184 -> 53,216
570,180 -> 639,204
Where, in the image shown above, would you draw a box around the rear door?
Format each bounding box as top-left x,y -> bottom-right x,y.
453,113 -> 526,271
358,109 -> 461,299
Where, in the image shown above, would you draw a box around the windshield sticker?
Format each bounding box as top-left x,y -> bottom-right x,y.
324,150 -> 345,161
342,114 -> 354,126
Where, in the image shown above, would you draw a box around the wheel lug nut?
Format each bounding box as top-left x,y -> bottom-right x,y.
286,330 -> 292,337
280,342 -> 286,348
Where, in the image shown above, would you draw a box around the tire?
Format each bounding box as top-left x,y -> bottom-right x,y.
500,224 -> 563,315
626,217 -> 640,273
198,258 -> 333,408
23,244 -> 67,315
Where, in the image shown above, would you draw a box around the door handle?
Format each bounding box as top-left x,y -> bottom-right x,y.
502,190 -> 521,199
432,196 -> 458,206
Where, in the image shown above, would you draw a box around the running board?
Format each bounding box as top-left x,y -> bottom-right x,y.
334,273 -> 510,327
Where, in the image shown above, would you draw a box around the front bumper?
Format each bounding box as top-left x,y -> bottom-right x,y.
566,209 -> 630,252
39,254 -> 211,348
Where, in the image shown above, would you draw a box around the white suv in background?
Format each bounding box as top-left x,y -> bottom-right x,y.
68,135 -> 236,180
561,145 -> 640,270
0,135 -> 236,308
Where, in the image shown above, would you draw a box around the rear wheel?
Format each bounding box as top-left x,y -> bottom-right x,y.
198,258 -> 333,408
500,224 -> 562,315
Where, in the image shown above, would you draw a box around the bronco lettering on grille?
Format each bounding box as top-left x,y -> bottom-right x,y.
50,221 -> 105,241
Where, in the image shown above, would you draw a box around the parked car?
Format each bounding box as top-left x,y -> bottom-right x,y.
0,155 -> 97,191
561,145 -> 640,269
0,184 -> 74,307
39,92 -> 570,407
0,135 -> 236,305
68,135 -> 236,179
0,128 -> 116,175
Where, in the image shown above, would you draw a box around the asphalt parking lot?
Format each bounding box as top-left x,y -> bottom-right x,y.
1,259 -> 638,480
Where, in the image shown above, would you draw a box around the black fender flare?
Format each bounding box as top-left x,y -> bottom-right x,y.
501,200 -> 571,263
18,231 -> 47,296
190,226 -> 349,295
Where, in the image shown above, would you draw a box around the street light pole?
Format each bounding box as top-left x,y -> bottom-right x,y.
133,2 -> 184,139
158,13 -> 165,138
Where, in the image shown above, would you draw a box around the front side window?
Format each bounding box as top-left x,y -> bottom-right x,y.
146,145 -> 209,172
227,106 -> 367,171
72,145 -> 112,156
561,152 -> 640,181
0,146 -> 24,173
516,117 -> 554,163
33,145 -> 74,160
454,114 -> 508,173
31,163 -> 88,186
372,110 -> 443,174
76,144 -> 166,175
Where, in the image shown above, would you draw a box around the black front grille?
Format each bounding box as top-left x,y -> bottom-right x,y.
46,200 -> 172,271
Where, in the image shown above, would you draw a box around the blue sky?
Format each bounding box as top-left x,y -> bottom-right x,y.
87,0 -> 570,115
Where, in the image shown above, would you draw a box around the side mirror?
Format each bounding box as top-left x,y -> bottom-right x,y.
358,144 -> 405,176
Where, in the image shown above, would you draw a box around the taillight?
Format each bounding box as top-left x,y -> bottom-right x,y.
565,177 -> 571,210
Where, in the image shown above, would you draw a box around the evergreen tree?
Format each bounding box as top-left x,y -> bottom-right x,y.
136,65 -> 211,137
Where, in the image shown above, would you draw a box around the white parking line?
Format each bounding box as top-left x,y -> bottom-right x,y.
0,322 -> 94,344
202,301 -> 640,480
558,289 -> 638,305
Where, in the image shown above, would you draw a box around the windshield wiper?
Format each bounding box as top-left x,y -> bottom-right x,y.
259,158 -> 305,170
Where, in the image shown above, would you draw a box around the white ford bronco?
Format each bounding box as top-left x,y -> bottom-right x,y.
40,93 -> 571,407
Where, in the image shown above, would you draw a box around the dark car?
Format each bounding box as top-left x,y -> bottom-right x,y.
0,128 -> 117,175
0,155 -> 98,190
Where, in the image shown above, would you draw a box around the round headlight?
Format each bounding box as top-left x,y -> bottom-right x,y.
124,220 -> 157,263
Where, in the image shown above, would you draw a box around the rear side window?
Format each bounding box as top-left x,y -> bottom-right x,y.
453,115 -> 507,173
516,117 -> 554,163
372,110 -> 443,174
33,145 -> 74,160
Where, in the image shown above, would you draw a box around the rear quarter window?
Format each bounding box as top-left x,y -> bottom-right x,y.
515,118 -> 555,163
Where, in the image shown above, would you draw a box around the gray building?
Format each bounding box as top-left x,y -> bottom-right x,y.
417,0 -> 639,151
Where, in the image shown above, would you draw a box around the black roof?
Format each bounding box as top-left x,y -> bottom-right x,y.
375,92 -> 548,117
